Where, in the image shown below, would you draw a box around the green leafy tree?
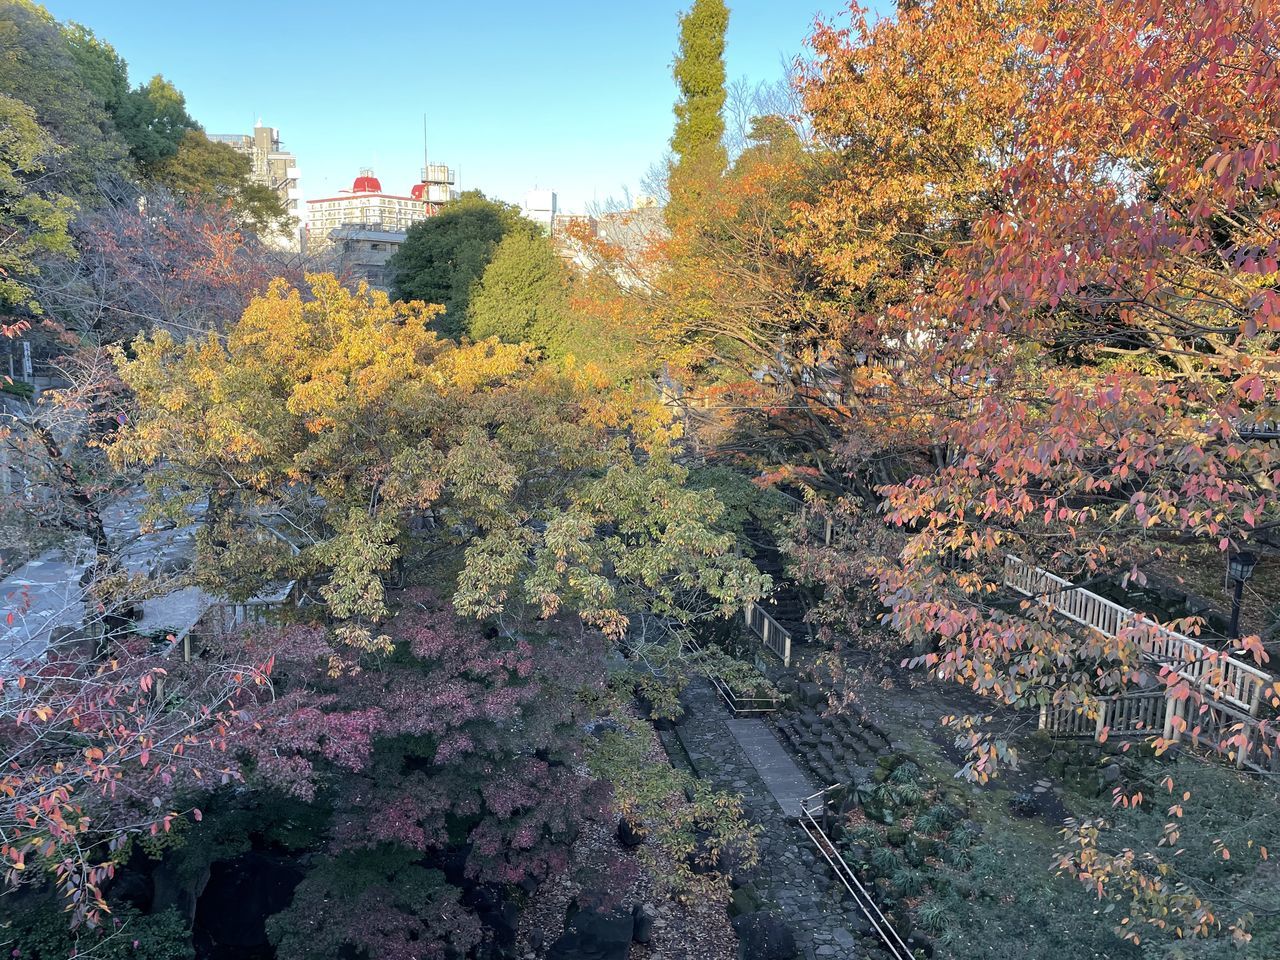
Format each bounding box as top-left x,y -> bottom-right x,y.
115,74 -> 199,175
154,129 -> 291,235
388,191 -> 519,338
62,21 -> 129,117
153,129 -> 246,197
467,226 -> 574,354
0,93 -> 75,314
667,0 -> 729,223
0,0 -> 129,195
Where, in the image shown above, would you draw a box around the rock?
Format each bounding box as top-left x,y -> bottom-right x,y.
731,911 -> 798,960
632,903 -> 656,944
796,682 -> 825,707
728,886 -> 762,918
617,816 -> 647,848
908,932 -> 935,957
585,717 -> 622,739
193,852 -> 303,949
549,900 -> 634,960
1101,763 -> 1122,784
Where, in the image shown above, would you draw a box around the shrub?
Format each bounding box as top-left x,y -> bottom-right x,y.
891,866 -> 927,897
889,760 -> 920,785
5,904 -> 194,960
870,845 -> 901,877
918,900 -> 950,933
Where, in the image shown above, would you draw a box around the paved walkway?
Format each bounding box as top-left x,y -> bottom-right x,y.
664,679 -> 880,960
725,718 -> 813,817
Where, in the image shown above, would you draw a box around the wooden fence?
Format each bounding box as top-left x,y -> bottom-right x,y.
743,601 -> 792,668
1005,555 -> 1278,771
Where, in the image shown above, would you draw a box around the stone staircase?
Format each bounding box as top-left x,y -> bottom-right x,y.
770,701 -> 894,790
742,516 -> 810,644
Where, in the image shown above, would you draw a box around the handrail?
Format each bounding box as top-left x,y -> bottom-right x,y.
680,630 -> 781,716
797,788 -> 915,960
1003,555 -> 1273,715
743,601 -> 792,667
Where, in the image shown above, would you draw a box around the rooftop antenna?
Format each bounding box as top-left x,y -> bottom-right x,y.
422,113 -> 429,177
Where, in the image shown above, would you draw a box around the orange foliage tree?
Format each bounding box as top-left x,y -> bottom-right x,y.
628,0 -> 1280,945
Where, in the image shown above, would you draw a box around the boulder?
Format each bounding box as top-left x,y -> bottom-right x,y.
796,682 -> 825,707
732,911 -> 797,960
728,886 -> 762,917
617,816 -> 647,848
548,899 -> 634,960
632,903 -> 656,944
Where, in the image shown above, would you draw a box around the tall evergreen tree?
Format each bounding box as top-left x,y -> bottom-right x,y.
667,0 -> 729,223
115,74 -> 199,174
467,226 -> 570,355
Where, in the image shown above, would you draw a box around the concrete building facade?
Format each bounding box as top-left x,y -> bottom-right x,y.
328,226 -> 407,292
210,121 -> 303,247
306,169 -> 449,246
522,189 -> 559,233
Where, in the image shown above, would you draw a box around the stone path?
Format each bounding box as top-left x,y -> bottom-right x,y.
725,718 -> 813,817
663,679 -> 881,960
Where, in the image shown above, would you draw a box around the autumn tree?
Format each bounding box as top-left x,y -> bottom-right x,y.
34,180 -> 302,343
0,611 -> 273,924
227,598 -> 603,959
112,275 -> 767,633
740,0 -> 1280,946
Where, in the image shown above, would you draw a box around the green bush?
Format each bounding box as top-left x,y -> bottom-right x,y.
0,380 -> 34,399
889,760 -> 920,785
4,904 -> 193,960
891,866 -> 926,897
870,845 -> 900,877
918,900 -> 950,933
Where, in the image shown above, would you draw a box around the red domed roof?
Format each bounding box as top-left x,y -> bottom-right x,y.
410,183 -> 425,201
352,172 -> 382,193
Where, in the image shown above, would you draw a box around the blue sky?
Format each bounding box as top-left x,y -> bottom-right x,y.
42,0 -> 866,213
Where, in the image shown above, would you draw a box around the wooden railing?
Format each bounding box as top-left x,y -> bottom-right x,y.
1237,419 -> 1280,439
1040,692 -> 1168,740
1006,556 -> 1278,771
743,601 -> 792,668
1004,555 -> 1272,715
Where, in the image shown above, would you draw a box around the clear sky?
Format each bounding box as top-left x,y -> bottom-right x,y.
40,0 -> 867,214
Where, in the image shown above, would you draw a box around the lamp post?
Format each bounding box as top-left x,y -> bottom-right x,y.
1227,550 -> 1257,639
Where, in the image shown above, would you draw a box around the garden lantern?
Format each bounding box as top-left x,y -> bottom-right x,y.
1227,549 -> 1257,639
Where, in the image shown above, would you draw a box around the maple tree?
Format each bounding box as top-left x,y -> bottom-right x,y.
0,626 -> 271,925
112,273 -> 766,635
34,180 -> 302,344
203,594 -> 602,960
614,0 -> 1280,947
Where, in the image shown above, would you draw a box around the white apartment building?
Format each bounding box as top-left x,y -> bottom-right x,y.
305,170 -> 426,240
210,121 -> 303,248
